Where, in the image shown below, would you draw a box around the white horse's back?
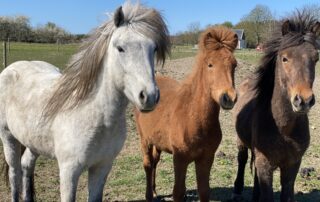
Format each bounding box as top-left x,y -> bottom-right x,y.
0,61 -> 61,156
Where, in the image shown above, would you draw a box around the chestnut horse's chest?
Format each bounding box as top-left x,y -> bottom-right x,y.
169,118 -> 222,158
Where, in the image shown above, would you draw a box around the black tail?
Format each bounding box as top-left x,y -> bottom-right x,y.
250,148 -> 255,174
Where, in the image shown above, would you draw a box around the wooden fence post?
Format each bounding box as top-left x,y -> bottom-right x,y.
3,42 -> 7,68
7,37 -> 10,53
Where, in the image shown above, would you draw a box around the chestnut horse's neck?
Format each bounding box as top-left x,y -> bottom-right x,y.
270,65 -> 307,133
179,54 -> 220,122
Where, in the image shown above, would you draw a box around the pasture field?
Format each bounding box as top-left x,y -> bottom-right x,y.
0,43 -> 319,201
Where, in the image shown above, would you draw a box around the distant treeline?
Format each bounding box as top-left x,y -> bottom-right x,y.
171,4 -> 320,48
1,4 -> 319,46
0,16 -> 87,43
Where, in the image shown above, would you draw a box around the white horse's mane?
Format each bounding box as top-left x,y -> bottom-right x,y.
43,1 -> 170,119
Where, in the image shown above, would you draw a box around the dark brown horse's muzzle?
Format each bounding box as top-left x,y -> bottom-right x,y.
291,94 -> 315,113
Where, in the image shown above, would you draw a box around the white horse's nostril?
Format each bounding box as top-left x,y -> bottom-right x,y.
139,91 -> 148,105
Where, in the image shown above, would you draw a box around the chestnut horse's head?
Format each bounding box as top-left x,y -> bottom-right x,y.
198,27 -> 238,110
277,20 -> 320,113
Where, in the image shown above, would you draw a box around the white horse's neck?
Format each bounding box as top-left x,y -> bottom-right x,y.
94,58 -> 129,126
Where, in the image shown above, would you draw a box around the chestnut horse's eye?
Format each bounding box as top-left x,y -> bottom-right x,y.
282,57 -> 288,63
208,63 -> 213,68
117,46 -> 125,52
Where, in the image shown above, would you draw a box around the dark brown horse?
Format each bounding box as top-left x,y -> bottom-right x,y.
135,26 -> 238,202
232,12 -> 320,202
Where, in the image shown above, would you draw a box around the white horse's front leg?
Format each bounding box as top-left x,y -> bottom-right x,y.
21,148 -> 38,202
88,161 -> 113,202
59,163 -> 83,202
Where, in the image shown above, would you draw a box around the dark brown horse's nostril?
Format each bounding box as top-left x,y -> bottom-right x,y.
293,94 -> 302,107
305,94 -> 315,108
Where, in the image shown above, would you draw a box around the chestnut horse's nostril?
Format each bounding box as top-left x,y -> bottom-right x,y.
305,94 -> 315,108
220,93 -> 235,110
223,93 -> 231,104
139,90 -> 148,105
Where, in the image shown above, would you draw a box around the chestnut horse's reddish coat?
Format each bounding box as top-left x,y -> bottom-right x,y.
135,27 -> 238,202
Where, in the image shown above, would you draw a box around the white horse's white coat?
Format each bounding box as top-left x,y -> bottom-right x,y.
0,2 -> 169,202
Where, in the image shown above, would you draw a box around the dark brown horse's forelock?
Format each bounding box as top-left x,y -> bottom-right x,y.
254,10 -> 319,106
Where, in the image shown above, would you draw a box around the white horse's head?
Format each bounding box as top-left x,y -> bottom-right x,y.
43,2 -> 170,119
107,6 -> 166,111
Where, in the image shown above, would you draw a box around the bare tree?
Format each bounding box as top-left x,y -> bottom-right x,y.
240,5 -> 274,46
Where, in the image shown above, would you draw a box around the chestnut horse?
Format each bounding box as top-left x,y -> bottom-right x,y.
135,27 -> 238,202
232,12 -> 320,202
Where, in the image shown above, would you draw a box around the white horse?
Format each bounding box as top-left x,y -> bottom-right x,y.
0,2 -> 170,202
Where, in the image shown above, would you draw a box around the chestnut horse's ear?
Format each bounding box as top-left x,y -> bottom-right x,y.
311,21 -> 320,36
282,20 -> 292,36
114,6 -> 125,27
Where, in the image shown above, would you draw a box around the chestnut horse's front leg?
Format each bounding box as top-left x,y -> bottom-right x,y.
280,160 -> 301,202
173,154 -> 189,202
195,154 -> 215,202
255,151 -> 274,202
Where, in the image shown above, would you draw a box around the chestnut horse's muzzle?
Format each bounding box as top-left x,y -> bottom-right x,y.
219,92 -> 237,110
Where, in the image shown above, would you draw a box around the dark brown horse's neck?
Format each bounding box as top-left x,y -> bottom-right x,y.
270,66 -> 307,133
181,55 -> 220,122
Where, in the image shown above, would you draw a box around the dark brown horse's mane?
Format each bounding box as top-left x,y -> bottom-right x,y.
254,10 -> 320,106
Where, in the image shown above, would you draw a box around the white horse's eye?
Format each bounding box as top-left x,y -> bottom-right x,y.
117,46 -> 125,52
154,47 -> 158,53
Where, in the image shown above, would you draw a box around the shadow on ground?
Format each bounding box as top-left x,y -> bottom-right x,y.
127,187 -> 320,202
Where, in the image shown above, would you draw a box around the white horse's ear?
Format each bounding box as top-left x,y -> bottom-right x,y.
114,6 -> 125,27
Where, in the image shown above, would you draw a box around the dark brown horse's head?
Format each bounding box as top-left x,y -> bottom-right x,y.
277,20 -> 320,113
199,27 -> 238,110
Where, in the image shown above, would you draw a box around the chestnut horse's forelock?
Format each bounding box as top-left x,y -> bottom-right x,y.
199,26 -> 238,52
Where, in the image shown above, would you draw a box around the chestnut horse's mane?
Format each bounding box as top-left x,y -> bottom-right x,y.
183,26 -> 238,85
253,10 -> 320,106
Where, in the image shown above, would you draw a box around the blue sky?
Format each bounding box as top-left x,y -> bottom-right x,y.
0,0 -> 319,34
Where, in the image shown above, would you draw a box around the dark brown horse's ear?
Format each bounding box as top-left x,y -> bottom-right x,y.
311,22 -> 320,36
282,20 -> 292,36
114,6 -> 125,27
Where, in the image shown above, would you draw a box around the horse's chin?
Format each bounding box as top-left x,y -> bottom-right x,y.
291,104 -> 310,114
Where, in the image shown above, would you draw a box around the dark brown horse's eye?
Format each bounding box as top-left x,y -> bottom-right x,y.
282,57 -> 288,63
208,63 -> 213,68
